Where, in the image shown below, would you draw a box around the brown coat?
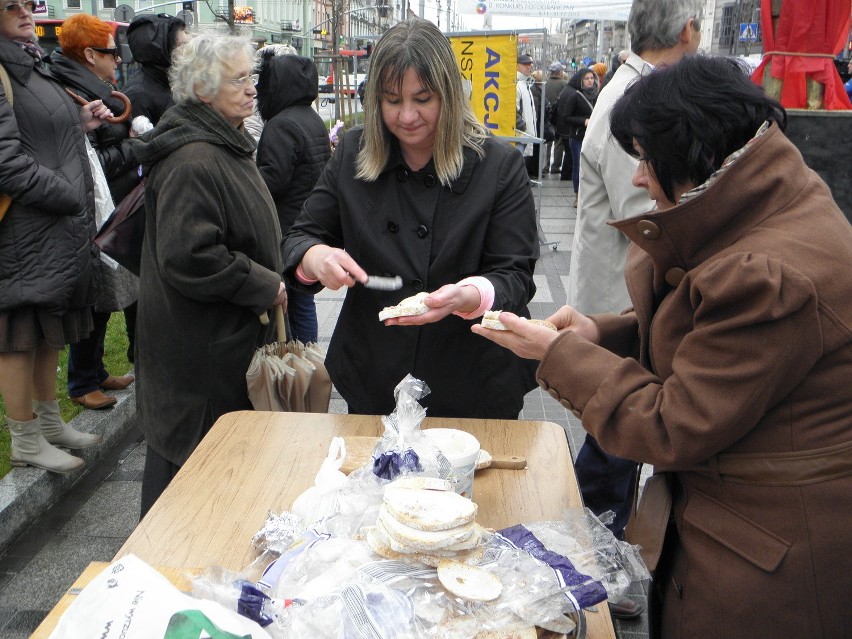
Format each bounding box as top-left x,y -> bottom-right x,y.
537,124 -> 852,638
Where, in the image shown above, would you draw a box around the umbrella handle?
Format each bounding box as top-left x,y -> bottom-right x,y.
65,88 -> 132,124
275,305 -> 287,343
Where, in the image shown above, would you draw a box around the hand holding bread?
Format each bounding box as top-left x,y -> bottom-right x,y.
380,283 -> 481,326
472,311 -> 564,361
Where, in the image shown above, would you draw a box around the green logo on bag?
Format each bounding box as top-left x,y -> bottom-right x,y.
163,610 -> 252,639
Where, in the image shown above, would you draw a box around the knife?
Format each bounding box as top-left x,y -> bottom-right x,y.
364,275 -> 403,291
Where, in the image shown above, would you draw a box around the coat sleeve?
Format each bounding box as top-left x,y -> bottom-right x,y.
152,159 -> 281,314
0,88 -> 84,214
481,145 -> 539,311
537,254 -> 823,468
91,131 -> 138,181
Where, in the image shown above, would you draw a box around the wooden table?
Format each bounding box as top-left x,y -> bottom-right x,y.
34,411 -> 615,639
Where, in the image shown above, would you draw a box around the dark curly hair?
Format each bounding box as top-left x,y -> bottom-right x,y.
610,54 -> 786,202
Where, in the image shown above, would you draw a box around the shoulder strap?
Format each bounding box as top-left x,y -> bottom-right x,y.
0,63 -> 13,107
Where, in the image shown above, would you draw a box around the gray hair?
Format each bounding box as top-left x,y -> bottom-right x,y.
355,17 -> 487,186
628,0 -> 703,54
169,33 -> 255,104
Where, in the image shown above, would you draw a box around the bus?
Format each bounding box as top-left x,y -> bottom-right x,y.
35,18 -> 136,88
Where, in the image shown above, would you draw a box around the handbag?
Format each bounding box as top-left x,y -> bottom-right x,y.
94,179 -> 146,276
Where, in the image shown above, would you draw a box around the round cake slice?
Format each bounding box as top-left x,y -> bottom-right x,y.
383,487 -> 477,532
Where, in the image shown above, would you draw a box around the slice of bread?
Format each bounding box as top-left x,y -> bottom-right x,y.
378,292 -> 429,321
365,526 -> 483,567
383,487 -> 477,532
437,560 -> 503,602
480,310 -> 509,330
378,505 -> 476,551
529,318 -> 557,331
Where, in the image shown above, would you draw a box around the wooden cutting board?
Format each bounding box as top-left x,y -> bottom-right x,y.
339,436 -> 527,474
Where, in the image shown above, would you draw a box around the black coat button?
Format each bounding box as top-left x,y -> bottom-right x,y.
424,174 -> 437,188
397,168 -> 408,182
387,220 -> 399,233
412,279 -> 424,291
416,225 -> 429,239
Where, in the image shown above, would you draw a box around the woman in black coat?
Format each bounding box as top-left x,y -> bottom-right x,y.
0,0 -> 112,473
556,68 -> 598,203
255,51 -> 331,344
283,18 -> 538,418
50,13 -> 139,411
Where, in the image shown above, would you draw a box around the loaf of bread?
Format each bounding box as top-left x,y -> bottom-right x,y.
383,485 -> 478,532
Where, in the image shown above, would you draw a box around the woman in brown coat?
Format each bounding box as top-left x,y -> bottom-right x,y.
474,55 -> 852,638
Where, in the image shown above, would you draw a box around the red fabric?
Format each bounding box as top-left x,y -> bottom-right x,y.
751,0 -> 852,110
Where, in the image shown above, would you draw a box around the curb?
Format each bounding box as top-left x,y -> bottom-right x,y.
0,385 -> 138,555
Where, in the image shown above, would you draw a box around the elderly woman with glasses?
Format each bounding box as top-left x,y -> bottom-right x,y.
49,13 -> 140,412
0,0 -> 113,473
474,55 -> 852,637
128,33 -> 286,517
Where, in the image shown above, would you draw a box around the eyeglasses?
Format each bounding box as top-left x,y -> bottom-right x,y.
89,46 -> 120,60
3,1 -> 37,13
226,74 -> 258,89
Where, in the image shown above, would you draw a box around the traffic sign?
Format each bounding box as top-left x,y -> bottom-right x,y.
114,4 -> 135,22
739,23 -> 759,43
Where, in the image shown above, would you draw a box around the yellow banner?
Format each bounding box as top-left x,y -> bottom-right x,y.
449,33 -> 517,137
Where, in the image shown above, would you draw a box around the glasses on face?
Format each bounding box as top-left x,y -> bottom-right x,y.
3,1 -> 37,13
227,74 -> 258,89
90,46 -> 120,60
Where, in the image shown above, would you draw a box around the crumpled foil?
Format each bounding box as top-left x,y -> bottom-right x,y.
251,511 -> 305,554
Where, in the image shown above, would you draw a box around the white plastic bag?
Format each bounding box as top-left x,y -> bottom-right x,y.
83,136 -> 119,270
48,554 -> 272,639
291,436 -> 348,526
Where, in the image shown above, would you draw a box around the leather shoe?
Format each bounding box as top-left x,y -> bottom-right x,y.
100,374 -> 135,391
70,390 -> 117,410
608,597 -> 643,620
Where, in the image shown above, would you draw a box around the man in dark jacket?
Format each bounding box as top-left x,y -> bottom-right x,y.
544,62 -> 568,175
255,53 -> 330,344
123,13 -> 187,125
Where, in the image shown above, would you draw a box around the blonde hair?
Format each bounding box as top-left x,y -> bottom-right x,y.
355,18 -> 487,187
169,33 -> 254,105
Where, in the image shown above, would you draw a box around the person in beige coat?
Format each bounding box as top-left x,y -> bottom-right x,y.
474,55 -> 852,638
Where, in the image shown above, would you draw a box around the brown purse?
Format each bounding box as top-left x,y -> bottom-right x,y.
0,62 -> 14,223
94,179 -> 146,276
624,471 -> 673,573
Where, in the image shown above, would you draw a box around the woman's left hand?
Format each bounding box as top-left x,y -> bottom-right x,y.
471,311 -> 561,360
80,100 -> 114,133
384,283 -> 479,326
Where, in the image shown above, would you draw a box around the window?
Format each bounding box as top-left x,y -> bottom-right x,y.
102,0 -> 116,7
65,0 -> 81,8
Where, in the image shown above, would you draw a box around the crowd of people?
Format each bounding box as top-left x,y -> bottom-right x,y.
1,1 -> 851,637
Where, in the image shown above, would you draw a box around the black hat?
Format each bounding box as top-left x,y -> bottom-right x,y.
517,54 -> 533,65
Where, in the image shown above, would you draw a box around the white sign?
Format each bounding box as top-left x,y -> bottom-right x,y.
457,0 -> 632,20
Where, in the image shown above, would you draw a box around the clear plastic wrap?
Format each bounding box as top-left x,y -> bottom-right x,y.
372,375 -> 454,482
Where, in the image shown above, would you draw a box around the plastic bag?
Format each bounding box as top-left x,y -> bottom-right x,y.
83,137 -> 120,270
291,437 -> 348,527
49,554 -> 272,639
373,375 -> 453,481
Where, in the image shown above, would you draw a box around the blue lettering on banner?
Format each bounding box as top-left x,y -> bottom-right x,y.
483,47 -> 500,130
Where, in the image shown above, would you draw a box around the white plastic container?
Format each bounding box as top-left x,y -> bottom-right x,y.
423,428 -> 480,499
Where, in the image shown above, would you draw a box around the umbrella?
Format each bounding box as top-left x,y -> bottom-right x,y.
247,306 -> 332,412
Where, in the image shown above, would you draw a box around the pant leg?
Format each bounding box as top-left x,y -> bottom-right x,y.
67,310 -> 111,397
574,433 -> 640,539
559,136 -> 573,181
140,444 -> 181,519
124,302 -> 137,364
286,288 -> 318,344
570,138 -> 583,194
552,138 -> 565,172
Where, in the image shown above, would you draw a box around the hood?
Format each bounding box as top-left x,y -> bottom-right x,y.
568,68 -> 592,90
256,54 -> 318,122
48,50 -> 127,115
126,14 -> 185,67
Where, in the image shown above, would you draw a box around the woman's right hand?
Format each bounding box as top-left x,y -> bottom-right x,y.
547,305 -> 599,343
301,245 -> 368,290
79,100 -> 113,133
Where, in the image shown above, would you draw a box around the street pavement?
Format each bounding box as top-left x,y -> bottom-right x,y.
0,171 -> 650,638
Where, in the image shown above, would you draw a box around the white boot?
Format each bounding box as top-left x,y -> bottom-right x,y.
34,399 -> 102,449
8,415 -> 85,473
